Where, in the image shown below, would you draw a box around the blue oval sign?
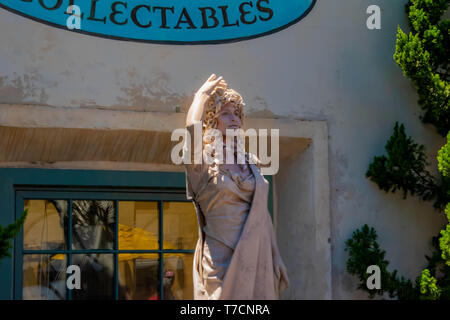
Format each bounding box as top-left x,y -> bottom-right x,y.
0,0 -> 316,44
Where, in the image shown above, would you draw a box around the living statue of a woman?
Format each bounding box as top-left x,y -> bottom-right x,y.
183,74 -> 290,300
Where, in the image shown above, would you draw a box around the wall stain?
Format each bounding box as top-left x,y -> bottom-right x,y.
69,99 -> 98,107
112,69 -> 192,112
244,95 -> 278,118
0,72 -> 56,104
246,107 -> 277,118
37,30 -> 57,61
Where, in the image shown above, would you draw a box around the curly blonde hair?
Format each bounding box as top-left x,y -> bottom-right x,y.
203,87 -> 245,133
200,87 -> 249,174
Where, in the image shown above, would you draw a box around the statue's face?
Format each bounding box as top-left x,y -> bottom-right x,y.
216,102 -> 242,136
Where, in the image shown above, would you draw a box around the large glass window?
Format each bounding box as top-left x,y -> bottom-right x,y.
18,191 -> 197,300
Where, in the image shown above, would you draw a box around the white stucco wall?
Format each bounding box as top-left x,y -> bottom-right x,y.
0,0 -> 448,299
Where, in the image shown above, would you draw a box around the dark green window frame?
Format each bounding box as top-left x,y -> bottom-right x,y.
0,168 -> 273,300
16,190 -> 193,300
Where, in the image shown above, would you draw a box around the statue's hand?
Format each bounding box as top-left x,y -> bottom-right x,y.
279,259 -> 290,290
197,73 -> 227,96
274,254 -> 290,291
271,227 -> 290,291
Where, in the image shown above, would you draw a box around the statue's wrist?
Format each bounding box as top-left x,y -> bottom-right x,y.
196,91 -> 212,98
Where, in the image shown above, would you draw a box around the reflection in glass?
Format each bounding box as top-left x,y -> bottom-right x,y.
23,254 -> 67,300
164,254 -> 194,300
118,201 -> 159,250
163,202 -> 198,250
71,254 -> 114,300
21,198 -> 198,300
23,200 -> 68,250
72,200 -> 114,250
118,255 -> 159,300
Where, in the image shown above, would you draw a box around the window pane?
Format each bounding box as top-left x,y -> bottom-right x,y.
71,254 -> 114,300
118,201 -> 159,250
72,200 -> 114,250
163,253 -> 194,300
23,200 -> 68,250
23,254 -> 67,300
118,255 -> 160,300
163,202 -> 198,250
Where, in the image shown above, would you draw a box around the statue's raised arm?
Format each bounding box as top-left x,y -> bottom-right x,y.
186,74 -> 227,127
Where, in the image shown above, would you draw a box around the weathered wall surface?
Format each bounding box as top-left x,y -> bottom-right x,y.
0,0 -> 448,299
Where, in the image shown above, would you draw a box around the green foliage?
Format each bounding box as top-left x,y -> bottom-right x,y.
345,224 -> 450,299
438,135 -> 450,267
440,222 -> 450,266
345,224 -> 419,299
419,269 -> 441,299
406,0 -> 449,34
438,133 -> 450,178
420,230 -> 450,299
0,209 -> 28,261
394,0 -> 449,137
362,112 -> 450,300
366,122 -> 449,210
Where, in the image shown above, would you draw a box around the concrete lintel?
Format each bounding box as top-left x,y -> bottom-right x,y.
1,104 -> 325,137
